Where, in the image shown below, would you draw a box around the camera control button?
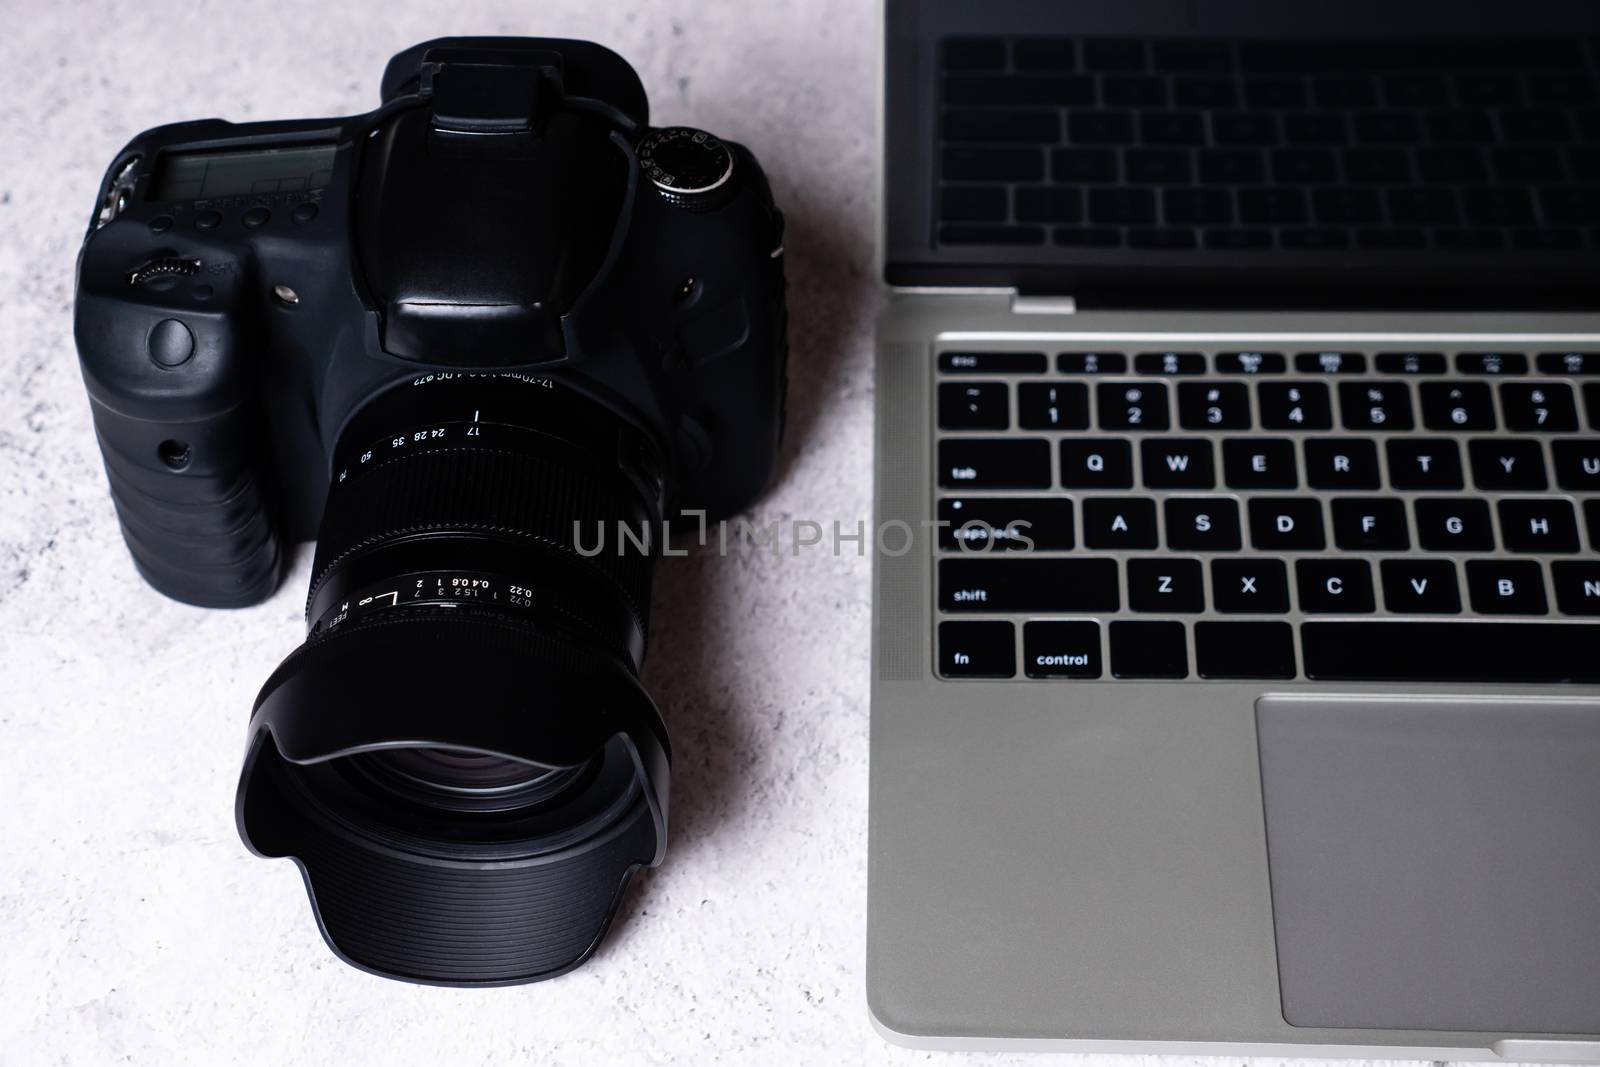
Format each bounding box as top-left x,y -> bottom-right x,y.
637,127 -> 735,209
241,206 -> 271,228
195,210 -> 222,230
149,215 -> 174,233
291,202 -> 318,224
148,318 -> 195,368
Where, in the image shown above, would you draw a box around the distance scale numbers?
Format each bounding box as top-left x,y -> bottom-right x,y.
318,571 -> 552,631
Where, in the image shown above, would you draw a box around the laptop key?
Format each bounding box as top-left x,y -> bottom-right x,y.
1110,620 -> 1188,679
1421,381 -> 1496,430
1304,438 -> 1380,490
938,438 -> 1050,489
1060,439 -> 1134,488
1374,352 -> 1446,375
939,350 -> 1047,374
1258,381 -> 1332,429
1023,621 -> 1103,679
1301,622 -> 1600,681
939,557 -> 1119,612
938,381 -> 1009,430
1466,560 -> 1548,615
1498,498 -> 1581,553
1249,498 -> 1325,550
1380,559 -> 1461,614
1083,497 -> 1157,549
1415,498 -> 1495,550
1338,381 -> 1413,429
1179,382 -> 1251,429
1195,621 -> 1297,679
1331,498 -> 1410,550
938,621 -> 1015,678
1211,558 -> 1290,613
1097,381 -> 1170,430
1018,382 -> 1089,429
1468,438 -> 1547,490
1133,351 -> 1205,375
1294,351 -> 1366,374
1296,559 -> 1376,613
1058,352 -> 1128,374
1386,438 -> 1464,489
1127,558 -> 1205,612
1455,352 -> 1528,376
1500,382 -> 1579,431
1537,351 -> 1600,375
1141,438 -> 1215,488
1165,497 -> 1242,550
1552,562 -> 1600,615
938,497 -> 1075,551
1215,351 -> 1284,374
1552,439 -> 1600,490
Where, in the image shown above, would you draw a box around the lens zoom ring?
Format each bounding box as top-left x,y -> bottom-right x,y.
310,446 -> 653,625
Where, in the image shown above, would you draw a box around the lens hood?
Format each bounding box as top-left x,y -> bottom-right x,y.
235,608 -> 669,985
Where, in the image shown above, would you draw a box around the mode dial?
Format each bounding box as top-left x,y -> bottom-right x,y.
636,127 -> 735,209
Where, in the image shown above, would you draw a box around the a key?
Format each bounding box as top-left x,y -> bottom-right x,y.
1022,621 -> 1103,678
1258,381 -> 1332,429
1294,351 -> 1367,374
1248,498 -> 1325,549
1222,438 -> 1298,489
1331,498 -> 1409,550
1140,438 -> 1215,488
1467,438 -> 1547,490
1552,440 -> 1600,490
1109,620 -> 1189,678
1195,621 -> 1297,678
1211,558 -> 1290,613
1127,558 -> 1205,612
937,498 -> 1075,551
1415,498 -> 1495,550
1060,439 -> 1134,488
1018,382 -> 1089,430
1386,439 -> 1464,489
1304,438 -> 1380,490
1164,497 -> 1242,550
939,351 -> 1048,374
1296,559 -> 1376,613
939,558 -> 1120,612
1497,498 -> 1580,553
938,438 -> 1051,489
1302,622 -> 1600,680
1421,381 -> 1496,430
1215,351 -> 1285,374
1466,560 -> 1548,614
1058,352 -> 1127,374
1380,559 -> 1461,613
1500,382 -> 1578,431
1552,562 -> 1600,615
1178,382 -> 1251,429
938,381 -> 1009,430
939,621 -> 1015,678
1133,351 -> 1205,375
1339,381 -> 1414,430
1097,381 -> 1170,430
1083,497 -> 1157,549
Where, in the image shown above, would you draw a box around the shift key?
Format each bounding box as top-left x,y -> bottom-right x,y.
938,438 -> 1051,489
940,557 -> 1119,612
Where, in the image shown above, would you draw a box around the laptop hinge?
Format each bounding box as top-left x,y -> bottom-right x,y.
1011,293 -> 1077,315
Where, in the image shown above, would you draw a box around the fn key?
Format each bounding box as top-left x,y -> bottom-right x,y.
939,621 -> 1015,678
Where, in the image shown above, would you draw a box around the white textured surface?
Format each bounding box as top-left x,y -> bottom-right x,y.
0,2 -> 1447,1064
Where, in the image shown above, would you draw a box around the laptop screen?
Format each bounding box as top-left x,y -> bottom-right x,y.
882,0 -> 1600,306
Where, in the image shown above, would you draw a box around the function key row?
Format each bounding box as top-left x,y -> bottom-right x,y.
939,379 -> 1599,432
938,618 -> 1600,682
938,349 -> 1600,376
940,436 -> 1600,492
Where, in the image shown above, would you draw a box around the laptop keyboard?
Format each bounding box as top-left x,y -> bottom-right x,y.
934,348 -> 1600,682
936,35 -> 1600,251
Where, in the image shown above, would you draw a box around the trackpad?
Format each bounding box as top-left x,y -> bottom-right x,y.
1256,696 -> 1600,1034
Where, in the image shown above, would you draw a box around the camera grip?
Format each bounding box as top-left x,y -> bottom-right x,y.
76,295 -> 283,607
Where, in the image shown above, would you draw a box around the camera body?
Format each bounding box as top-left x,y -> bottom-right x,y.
76,37 -> 786,609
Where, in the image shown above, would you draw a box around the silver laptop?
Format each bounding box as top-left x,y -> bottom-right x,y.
867,0 -> 1600,1057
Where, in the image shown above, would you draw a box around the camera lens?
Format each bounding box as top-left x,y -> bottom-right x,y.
235,373 -> 672,986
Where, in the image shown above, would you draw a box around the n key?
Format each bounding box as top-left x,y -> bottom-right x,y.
1468,439 -> 1547,490
1141,439 -> 1215,488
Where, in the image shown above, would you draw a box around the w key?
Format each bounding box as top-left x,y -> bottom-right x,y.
1141,439 -> 1215,488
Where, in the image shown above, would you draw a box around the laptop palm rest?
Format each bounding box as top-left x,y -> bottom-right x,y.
1256,695 -> 1600,1034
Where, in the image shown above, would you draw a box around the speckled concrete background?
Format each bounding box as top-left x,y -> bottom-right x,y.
0,1 -> 1451,1064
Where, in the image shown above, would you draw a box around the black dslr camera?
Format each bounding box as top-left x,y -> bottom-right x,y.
73,37 -> 786,984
